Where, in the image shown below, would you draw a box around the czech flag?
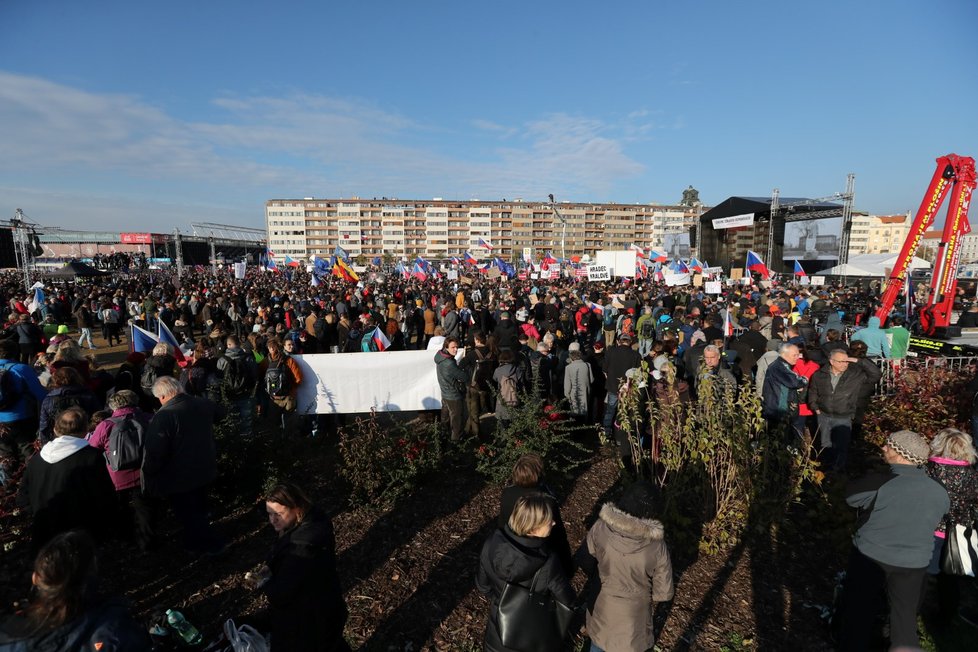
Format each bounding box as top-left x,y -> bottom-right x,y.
793,260 -> 807,277
412,263 -> 428,280
478,237 -> 494,251
130,323 -> 159,355
464,251 -> 478,265
283,255 -> 300,268
370,326 -> 390,352
157,320 -> 187,365
648,249 -> 668,263
724,309 -> 735,338
689,257 -> 703,273
543,251 -> 558,265
746,250 -> 770,279
450,256 -> 460,265
630,243 -> 645,257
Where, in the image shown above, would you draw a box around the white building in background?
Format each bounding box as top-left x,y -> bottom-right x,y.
265,197 -> 703,261
847,212 -> 913,256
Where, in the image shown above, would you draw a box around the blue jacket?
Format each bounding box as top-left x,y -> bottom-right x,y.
0,359 -> 47,423
0,598 -> 150,651
851,316 -> 890,357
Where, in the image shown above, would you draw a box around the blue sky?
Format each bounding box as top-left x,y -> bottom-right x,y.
1,0 -> 976,233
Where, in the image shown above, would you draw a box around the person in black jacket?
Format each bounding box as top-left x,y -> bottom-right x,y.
807,350 -> 864,471
477,493 -> 575,652
0,531 -> 151,651
250,482 -> 350,652
601,334 -> 642,440
17,408 -> 117,556
497,454 -> 573,576
142,375 -> 225,555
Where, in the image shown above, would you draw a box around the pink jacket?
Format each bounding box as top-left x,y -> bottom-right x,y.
88,406 -> 151,491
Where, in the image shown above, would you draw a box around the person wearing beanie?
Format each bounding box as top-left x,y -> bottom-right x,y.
837,430 -> 949,650
582,481 -> 673,652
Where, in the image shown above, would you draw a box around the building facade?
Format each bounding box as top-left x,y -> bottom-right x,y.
847,212 -> 913,256
266,198 -> 702,261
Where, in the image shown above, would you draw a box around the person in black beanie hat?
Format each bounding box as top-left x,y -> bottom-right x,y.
582,481 -> 674,652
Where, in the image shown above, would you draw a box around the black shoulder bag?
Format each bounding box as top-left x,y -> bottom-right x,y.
497,562 -> 573,652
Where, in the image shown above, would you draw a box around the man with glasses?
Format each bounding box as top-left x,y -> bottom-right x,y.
808,349 -> 863,471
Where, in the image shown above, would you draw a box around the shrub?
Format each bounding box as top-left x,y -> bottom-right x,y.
648,374 -> 821,554
338,411 -> 442,507
863,364 -> 971,445
475,386 -> 594,484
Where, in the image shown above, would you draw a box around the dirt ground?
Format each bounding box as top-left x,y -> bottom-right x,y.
2,331 -> 976,650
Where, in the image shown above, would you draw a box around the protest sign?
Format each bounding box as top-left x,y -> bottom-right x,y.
705,281 -> 722,294
588,265 -> 611,281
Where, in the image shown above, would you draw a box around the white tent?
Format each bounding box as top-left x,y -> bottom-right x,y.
820,254 -> 931,277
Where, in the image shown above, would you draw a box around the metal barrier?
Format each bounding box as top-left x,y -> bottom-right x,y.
873,355 -> 978,395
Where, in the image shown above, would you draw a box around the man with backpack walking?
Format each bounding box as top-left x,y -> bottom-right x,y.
264,338 -> 303,434
217,335 -> 259,437
87,390 -> 155,550
636,306 -> 655,357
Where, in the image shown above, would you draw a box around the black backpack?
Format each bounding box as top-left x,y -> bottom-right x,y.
265,359 -> 292,398
49,390 -> 84,419
184,365 -> 210,397
640,318 -> 655,339
140,365 -> 160,395
222,356 -> 255,398
0,363 -> 22,411
105,414 -> 146,472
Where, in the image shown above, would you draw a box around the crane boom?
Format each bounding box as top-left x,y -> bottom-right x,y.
875,154 -> 976,333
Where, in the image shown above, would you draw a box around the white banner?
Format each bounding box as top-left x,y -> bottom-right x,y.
293,351 -> 443,414
234,262 -> 247,279
664,272 -> 691,286
712,213 -> 754,229
810,275 -> 826,286
588,265 -> 611,281
705,281 -> 722,294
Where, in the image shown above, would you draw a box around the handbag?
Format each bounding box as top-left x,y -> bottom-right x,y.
939,523 -> 978,577
497,565 -> 573,652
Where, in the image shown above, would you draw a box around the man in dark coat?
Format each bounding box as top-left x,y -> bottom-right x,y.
761,343 -> 808,441
434,337 -> 469,441
493,311 -> 520,352
142,375 -> 225,554
807,349 -> 864,471
601,334 -> 642,439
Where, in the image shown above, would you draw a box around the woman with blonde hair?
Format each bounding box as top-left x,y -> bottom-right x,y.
477,493 -> 575,652
926,427 -> 978,623
49,338 -> 92,384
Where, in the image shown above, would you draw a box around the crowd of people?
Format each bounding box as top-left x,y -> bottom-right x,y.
0,263 -> 974,650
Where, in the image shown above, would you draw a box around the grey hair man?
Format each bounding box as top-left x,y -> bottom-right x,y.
807,349 -> 864,471
142,375 -> 226,555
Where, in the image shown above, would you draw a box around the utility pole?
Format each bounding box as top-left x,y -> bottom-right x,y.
548,194 -> 568,275
209,237 -> 217,276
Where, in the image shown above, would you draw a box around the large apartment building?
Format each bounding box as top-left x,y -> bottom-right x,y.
266,198 -> 702,261
847,212 -> 913,256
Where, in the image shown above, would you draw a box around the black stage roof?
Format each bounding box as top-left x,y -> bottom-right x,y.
700,196 -> 842,222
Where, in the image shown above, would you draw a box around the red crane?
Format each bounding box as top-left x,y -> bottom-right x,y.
876,154 -> 976,334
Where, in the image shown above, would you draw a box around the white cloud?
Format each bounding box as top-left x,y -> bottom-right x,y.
0,71 -> 652,226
